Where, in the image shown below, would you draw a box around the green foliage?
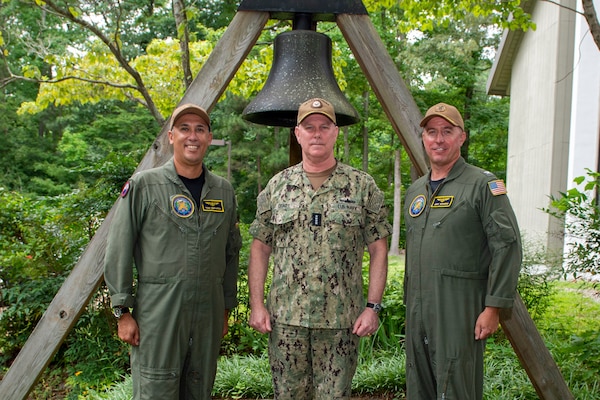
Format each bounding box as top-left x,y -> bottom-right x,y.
566,330 -> 600,378
221,223 -> 269,357
0,276 -> 64,364
0,151 -> 140,395
63,299 -> 130,397
483,342 -> 537,399
545,169 -> 600,279
383,0 -> 535,33
516,238 -> 561,321
536,281 -> 600,399
352,351 -> 406,397
466,97 -> 510,178
360,255 -> 406,360
84,376 -> 132,400
212,355 -> 273,399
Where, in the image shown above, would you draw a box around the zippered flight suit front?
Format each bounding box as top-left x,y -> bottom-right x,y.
105,158 -> 241,399
403,157 -> 521,400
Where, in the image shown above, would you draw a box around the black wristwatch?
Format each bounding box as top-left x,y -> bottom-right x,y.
366,302 -> 383,314
113,306 -> 130,319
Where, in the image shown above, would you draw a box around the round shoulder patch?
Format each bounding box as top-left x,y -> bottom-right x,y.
120,181 -> 131,198
409,194 -> 427,217
171,194 -> 195,218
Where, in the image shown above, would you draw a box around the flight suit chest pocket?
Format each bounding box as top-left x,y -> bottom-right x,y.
199,207 -> 227,233
148,201 -> 189,233
430,199 -> 473,229
327,209 -> 363,250
271,208 -> 299,248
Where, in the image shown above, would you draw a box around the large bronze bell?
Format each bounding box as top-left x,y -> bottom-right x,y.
242,30 -> 360,127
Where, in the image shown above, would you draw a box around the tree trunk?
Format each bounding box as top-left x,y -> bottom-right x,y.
172,0 -> 193,88
344,125 -> 350,163
582,0 -> 600,51
389,148 -> 402,256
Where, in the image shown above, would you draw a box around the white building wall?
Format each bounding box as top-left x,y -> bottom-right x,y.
505,0 -> 576,251
568,0 -> 600,187
563,0 -> 600,267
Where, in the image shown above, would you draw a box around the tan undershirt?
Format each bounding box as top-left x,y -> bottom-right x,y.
305,163 -> 337,190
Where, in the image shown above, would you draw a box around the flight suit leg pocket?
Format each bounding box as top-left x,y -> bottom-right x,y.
139,366 -> 179,398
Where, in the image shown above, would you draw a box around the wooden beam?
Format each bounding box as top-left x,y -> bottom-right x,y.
337,13 -> 429,176
0,11 -> 269,400
338,13 -> 573,400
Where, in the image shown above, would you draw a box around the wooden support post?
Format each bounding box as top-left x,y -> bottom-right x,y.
337,14 -> 429,177
0,11 -> 268,400
337,12 -> 573,400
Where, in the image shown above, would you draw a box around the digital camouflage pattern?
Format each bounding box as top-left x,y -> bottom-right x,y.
250,162 -> 392,329
268,324 -> 359,400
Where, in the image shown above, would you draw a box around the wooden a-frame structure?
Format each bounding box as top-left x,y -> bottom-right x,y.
0,3 -> 573,399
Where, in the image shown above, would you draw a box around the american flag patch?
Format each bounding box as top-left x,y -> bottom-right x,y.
488,179 -> 507,196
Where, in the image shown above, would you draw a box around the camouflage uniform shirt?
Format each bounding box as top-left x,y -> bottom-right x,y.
250,161 -> 392,329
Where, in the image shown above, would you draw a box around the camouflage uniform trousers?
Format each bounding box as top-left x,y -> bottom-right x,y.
268,323 -> 360,400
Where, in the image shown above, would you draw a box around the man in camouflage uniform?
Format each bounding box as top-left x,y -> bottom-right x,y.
403,103 -> 522,399
248,98 -> 392,400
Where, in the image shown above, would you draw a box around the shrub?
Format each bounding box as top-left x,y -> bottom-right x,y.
545,169 -> 600,279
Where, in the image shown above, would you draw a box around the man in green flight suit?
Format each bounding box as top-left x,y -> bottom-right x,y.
403,102 -> 522,400
104,103 -> 242,399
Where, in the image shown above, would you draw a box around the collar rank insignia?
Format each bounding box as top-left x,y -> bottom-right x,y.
409,194 -> 427,217
171,194 -> 194,218
202,199 -> 224,212
431,196 -> 454,208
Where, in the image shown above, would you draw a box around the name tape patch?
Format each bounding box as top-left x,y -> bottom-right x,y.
431,195 -> 454,208
202,199 -> 224,212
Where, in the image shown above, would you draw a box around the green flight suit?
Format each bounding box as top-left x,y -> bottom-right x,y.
403,157 -> 522,400
104,158 -> 241,400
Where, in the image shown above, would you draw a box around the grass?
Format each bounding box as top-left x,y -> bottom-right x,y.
71,258 -> 600,399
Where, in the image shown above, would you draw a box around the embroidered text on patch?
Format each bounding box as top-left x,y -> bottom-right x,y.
431,196 -> 454,208
488,180 -> 507,196
202,199 -> 225,212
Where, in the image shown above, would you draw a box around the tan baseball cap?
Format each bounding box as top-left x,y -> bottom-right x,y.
420,102 -> 464,130
170,103 -> 211,130
297,98 -> 336,125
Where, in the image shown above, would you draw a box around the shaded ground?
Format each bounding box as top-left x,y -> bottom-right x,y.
216,396 -> 397,400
